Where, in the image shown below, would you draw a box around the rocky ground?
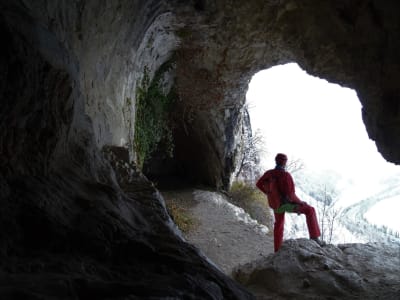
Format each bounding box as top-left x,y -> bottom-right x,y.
161,188 -> 274,276
235,239 -> 400,300
161,188 -> 400,300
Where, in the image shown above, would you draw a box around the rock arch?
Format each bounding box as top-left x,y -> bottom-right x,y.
0,0 -> 399,298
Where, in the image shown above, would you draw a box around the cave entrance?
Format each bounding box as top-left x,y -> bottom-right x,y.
246,62 -> 397,179
245,62 -> 400,237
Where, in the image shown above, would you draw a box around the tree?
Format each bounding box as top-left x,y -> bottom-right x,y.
286,156 -> 304,174
326,205 -> 344,243
235,108 -> 266,183
315,183 -> 343,243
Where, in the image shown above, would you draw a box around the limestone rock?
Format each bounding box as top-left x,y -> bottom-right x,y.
234,239 -> 400,299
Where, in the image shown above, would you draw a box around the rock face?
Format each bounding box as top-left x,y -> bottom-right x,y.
234,239 -> 400,300
1,0 -> 400,298
0,144 -> 253,299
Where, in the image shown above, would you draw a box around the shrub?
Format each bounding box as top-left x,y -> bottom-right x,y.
166,200 -> 198,233
228,181 -> 273,229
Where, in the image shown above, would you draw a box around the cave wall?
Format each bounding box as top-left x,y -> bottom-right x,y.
3,0 -> 399,189
0,1 -> 254,298
171,0 -> 400,187
1,0 -> 400,298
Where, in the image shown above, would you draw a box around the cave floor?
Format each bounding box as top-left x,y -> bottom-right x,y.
160,188 -> 274,277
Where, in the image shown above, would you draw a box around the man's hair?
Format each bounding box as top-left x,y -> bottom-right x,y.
275,153 -> 288,165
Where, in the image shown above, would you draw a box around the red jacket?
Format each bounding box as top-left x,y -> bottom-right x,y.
256,168 -> 302,205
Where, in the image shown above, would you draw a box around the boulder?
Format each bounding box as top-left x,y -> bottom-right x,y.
234,239 -> 400,299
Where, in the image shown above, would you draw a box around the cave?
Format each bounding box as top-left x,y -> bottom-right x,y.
1,0 -> 400,299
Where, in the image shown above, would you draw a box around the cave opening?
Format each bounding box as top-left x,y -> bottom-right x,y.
247,62 -> 371,173
246,62 -> 400,235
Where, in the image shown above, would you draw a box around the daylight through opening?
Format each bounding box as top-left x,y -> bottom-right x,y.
246,63 -> 400,244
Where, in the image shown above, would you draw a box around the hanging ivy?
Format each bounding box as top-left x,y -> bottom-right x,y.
134,63 -> 176,169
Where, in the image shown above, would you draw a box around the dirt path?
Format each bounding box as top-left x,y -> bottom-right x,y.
162,189 -> 274,276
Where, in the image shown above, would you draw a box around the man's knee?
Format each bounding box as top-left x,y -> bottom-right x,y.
298,203 -> 316,215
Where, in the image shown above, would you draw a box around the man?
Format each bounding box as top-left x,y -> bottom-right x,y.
256,153 -> 325,252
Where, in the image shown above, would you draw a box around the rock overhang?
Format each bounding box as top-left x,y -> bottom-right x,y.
3,0 -> 400,186
1,0 -> 400,298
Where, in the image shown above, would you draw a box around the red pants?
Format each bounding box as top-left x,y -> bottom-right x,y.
273,203 -> 321,252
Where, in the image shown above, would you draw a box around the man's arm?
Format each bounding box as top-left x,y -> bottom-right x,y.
281,172 -> 304,204
256,172 -> 268,194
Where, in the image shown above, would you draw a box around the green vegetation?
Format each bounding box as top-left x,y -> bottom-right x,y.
229,181 -> 272,229
134,63 -> 176,169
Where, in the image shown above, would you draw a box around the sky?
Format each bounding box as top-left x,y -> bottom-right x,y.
246,63 -> 399,182
364,195 -> 400,232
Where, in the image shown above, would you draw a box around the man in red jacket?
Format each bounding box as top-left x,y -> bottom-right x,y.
256,153 -> 325,252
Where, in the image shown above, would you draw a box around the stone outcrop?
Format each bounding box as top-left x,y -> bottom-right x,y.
0,144 -> 253,299
234,239 -> 400,300
1,0 -> 400,298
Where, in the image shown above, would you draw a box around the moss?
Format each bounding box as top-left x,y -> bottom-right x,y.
134,62 -> 176,169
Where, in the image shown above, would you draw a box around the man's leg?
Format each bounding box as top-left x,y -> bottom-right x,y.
273,212 -> 285,252
295,203 -> 321,238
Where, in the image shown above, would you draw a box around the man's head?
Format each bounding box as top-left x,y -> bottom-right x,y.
275,153 -> 288,167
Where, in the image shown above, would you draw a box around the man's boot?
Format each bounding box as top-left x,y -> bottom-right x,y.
311,237 -> 326,247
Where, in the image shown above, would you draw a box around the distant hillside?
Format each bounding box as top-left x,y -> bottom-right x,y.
293,169 -> 400,245
341,183 -> 400,244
